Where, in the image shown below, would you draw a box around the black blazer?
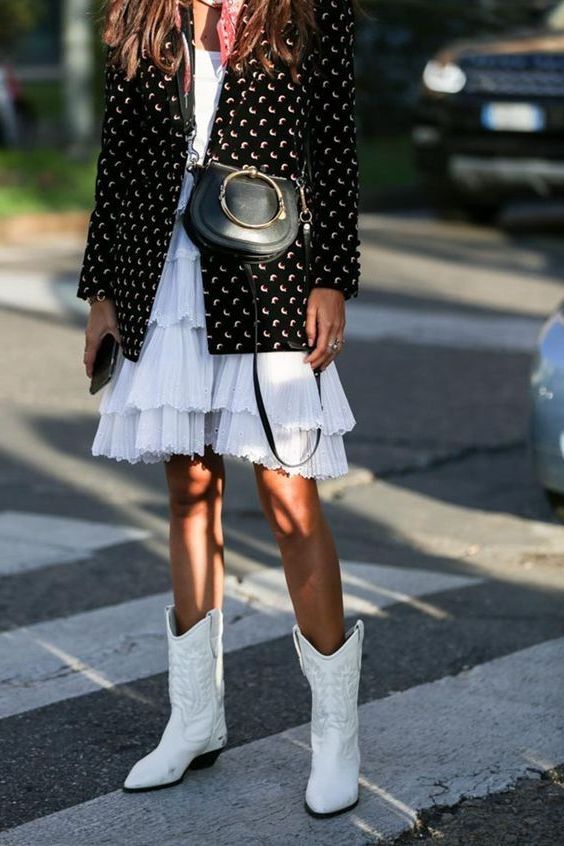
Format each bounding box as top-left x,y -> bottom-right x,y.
77,0 -> 361,362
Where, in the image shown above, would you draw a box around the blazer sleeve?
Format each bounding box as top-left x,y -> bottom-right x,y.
308,0 -> 361,301
76,51 -> 140,302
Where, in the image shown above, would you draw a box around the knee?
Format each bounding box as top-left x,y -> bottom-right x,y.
168,466 -> 221,521
267,494 -> 321,544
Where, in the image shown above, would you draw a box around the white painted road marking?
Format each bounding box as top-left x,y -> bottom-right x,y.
0,562 -> 481,719
0,512 -> 149,576
1,637 -> 562,845
0,274 -> 543,352
346,303 -> 542,352
0,273 -> 87,318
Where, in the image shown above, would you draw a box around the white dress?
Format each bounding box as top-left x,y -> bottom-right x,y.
92,47 -> 356,479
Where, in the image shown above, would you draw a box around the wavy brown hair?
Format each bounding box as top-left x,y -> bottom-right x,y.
101,0 -> 327,83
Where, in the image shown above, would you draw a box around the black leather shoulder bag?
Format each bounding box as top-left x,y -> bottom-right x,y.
176,4 -> 322,470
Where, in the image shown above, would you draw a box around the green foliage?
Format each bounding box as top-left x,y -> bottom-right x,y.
21,81 -> 63,122
0,0 -> 47,52
358,136 -> 414,188
0,148 -> 97,218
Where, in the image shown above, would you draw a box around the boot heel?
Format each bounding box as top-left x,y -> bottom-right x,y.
188,747 -> 223,770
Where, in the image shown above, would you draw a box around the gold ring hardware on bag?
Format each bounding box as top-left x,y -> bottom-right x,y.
219,165 -> 286,228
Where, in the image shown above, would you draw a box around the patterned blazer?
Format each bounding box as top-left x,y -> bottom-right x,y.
76,0 -> 361,362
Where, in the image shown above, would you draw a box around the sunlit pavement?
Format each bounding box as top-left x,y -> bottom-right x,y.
0,210 -> 563,845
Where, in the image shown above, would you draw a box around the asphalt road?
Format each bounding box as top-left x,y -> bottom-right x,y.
0,210 -> 563,845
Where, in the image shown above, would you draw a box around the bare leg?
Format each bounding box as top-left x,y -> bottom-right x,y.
254,464 -> 345,655
164,445 -> 226,635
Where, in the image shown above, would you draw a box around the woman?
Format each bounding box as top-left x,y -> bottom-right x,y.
78,0 -> 364,818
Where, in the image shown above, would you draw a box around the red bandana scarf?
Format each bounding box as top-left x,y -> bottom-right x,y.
174,0 -> 243,94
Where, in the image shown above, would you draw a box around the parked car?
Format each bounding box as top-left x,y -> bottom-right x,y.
412,2 -> 564,219
530,302 -> 564,519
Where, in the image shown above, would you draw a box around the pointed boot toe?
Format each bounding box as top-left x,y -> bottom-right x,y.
123,753 -> 177,792
122,727 -> 191,792
304,772 -> 360,817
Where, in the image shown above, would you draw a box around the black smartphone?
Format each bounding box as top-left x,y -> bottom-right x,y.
89,333 -> 119,395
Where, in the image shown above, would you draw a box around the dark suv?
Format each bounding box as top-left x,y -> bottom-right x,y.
412,2 -> 564,218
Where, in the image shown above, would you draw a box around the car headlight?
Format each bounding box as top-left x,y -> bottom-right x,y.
423,60 -> 467,94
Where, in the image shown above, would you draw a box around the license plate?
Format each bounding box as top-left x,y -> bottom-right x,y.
481,102 -> 545,132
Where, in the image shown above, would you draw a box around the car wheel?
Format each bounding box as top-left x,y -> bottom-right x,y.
457,199 -> 501,225
544,489 -> 564,523
424,181 -> 500,224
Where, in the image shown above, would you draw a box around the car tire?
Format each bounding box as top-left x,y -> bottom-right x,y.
424,180 -> 500,225
457,201 -> 500,225
544,489 -> 564,523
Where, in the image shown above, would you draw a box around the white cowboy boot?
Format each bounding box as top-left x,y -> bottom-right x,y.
123,605 -> 227,791
292,618 -> 364,817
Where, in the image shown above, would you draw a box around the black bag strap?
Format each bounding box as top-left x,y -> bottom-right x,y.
243,262 -> 323,470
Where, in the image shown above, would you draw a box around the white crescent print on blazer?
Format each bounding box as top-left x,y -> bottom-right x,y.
76,0 -> 361,362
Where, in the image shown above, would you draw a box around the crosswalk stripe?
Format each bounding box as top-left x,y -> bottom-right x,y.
0,273 -> 74,316
0,512 -> 149,576
346,303 -> 541,352
0,562 -> 481,719
1,636 -> 561,845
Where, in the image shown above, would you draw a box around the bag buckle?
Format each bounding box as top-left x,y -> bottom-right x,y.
219,167 -> 287,228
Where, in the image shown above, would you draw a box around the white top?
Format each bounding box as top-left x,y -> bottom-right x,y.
191,48 -> 225,165
175,48 -> 225,216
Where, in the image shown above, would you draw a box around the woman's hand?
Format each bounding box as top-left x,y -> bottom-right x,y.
83,299 -> 121,378
303,288 -> 346,371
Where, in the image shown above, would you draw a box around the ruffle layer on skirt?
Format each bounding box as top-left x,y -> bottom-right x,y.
91,170 -> 357,479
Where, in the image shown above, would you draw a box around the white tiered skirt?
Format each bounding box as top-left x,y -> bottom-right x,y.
91,170 -> 357,479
